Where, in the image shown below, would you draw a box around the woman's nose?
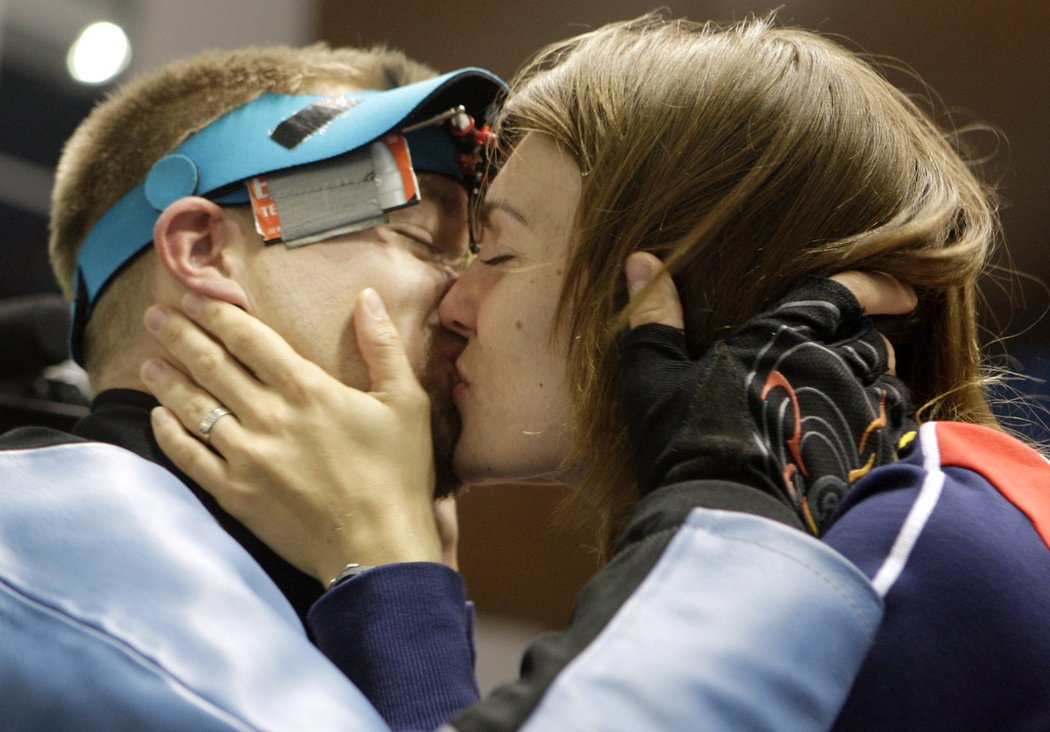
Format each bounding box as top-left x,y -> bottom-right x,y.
438,260 -> 480,337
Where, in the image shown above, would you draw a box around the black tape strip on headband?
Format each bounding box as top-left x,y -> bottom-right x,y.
270,96 -> 359,150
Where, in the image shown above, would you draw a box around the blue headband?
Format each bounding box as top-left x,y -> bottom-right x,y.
70,66 -> 505,365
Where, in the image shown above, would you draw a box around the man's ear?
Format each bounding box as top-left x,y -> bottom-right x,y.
153,196 -> 251,308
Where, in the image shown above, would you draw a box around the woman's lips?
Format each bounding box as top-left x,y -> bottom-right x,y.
451,365 -> 470,402
452,381 -> 469,401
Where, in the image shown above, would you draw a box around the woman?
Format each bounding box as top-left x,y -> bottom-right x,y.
143,15 -> 1050,730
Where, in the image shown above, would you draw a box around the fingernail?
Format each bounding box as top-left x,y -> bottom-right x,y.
625,257 -> 653,295
183,291 -> 204,316
144,306 -> 169,332
142,358 -> 166,382
362,288 -> 388,320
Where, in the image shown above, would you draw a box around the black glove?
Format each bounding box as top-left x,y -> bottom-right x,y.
619,276 -> 914,534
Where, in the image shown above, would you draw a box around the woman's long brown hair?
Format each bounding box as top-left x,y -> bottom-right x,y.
494,14 -> 1001,557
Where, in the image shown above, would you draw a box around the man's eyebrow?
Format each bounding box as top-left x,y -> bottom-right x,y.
418,175 -> 466,215
480,197 -> 530,228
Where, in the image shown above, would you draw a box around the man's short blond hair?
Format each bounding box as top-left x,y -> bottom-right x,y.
49,43 -> 437,373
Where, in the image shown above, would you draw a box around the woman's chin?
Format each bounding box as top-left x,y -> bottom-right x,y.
452,448 -> 576,488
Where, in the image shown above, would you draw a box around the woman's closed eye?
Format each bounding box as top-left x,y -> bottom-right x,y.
473,224 -> 517,267
479,253 -> 515,267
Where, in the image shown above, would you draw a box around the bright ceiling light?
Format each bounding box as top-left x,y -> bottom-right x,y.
67,21 -> 131,85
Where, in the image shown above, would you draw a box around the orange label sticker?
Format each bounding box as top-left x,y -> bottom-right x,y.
247,176 -> 283,242
382,133 -> 418,201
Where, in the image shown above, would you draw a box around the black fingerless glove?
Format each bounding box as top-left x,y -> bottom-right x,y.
619,276 -> 915,534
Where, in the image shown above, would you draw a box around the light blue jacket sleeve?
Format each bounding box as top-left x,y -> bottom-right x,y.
514,510 -> 882,731
0,438 -> 388,731
449,486 -> 883,732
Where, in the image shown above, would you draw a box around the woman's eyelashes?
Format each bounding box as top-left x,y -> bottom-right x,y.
473,224 -> 517,267
479,253 -> 515,267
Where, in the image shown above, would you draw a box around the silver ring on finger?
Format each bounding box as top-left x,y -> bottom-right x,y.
198,406 -> 234,445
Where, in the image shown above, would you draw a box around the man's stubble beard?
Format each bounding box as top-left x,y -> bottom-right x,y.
420,332 -> 463,499
428,386 -> 462,499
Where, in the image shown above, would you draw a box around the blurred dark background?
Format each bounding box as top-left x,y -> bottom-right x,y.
2,0 -> 1047,688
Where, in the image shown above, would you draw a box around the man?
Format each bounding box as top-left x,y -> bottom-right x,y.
49,43 -> 502,619
4,43 -> 502,728
1,41 -> 891,731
